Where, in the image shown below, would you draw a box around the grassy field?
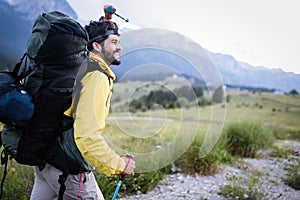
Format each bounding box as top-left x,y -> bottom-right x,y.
112,80 -> 299,128
224,90 -> 300,139
0,87 -> 299,199
110,84 -> 300,140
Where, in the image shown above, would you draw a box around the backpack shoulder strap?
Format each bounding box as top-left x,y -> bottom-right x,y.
72,57 -> 110,116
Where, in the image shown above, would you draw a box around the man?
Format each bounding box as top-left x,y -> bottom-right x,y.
30,20 -> 135,200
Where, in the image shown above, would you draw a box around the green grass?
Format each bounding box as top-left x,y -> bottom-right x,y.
224,121 -> 275,158
224,91 -> 300,139
218,161 -> 266,199
0,160 -> 34,200
282,157 -> 300,190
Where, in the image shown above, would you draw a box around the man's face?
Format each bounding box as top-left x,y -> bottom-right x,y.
101,34 -> 122,66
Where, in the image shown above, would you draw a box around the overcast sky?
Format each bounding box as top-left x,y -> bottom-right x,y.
67,0 -> 300,74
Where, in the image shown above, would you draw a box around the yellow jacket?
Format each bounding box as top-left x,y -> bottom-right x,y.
65,52 -> 125,176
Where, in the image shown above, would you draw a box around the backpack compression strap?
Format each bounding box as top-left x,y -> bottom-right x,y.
12,54 -> 36,81
0,149 -> 9,200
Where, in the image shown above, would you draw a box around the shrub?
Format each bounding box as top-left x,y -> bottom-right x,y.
218,182 -> 264,200
174,132 -> 234,175
282,158 -> 300,190
218,168 -> 265,199
198,97 -> 211,106
224,121 -> 275,158
226,94 -> 231,103
270,145 -> 292,158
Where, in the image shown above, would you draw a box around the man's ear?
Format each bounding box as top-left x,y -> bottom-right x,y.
92,42 -> 101,52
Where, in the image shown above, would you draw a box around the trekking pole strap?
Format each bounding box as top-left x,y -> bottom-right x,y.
58,173 -> 68,200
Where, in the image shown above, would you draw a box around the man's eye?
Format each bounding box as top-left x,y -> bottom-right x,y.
111,40 -> 119,44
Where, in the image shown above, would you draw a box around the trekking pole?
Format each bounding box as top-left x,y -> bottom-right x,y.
111,173 -> 124,200
111,153 -> 134,200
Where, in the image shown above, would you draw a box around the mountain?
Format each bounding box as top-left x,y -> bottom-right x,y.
0,2 -> 299,93
112,28 -> 224,92
2,0 -> 77,21
0,0 -> 77,70
206,52 -> 300,93
112,29 -> 300,93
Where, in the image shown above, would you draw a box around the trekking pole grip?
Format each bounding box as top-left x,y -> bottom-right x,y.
111,153 -> 134,200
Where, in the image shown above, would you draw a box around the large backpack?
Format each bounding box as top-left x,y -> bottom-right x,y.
0,11 -> 92,199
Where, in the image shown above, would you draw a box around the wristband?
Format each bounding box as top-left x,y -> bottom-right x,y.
121,154 -> 134,174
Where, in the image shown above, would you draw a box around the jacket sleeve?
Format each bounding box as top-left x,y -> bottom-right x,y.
73,71 -> 125,176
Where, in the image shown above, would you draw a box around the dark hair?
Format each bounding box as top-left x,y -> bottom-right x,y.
85,20 -> 119,51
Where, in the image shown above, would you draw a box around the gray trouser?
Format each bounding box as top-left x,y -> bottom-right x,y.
30,164 -> 104,200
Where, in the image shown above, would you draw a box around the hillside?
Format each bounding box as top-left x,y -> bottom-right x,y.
0,0 -> 77,70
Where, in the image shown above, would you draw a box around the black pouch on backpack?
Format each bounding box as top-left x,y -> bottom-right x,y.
0,72 -> 34,127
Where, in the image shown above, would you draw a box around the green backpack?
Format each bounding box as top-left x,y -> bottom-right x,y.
0,11 -> 93,200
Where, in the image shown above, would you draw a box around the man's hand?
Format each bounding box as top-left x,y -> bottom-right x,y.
121,155 -> 135,175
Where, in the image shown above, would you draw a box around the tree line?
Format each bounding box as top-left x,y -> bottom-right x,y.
129,85 -> 221,112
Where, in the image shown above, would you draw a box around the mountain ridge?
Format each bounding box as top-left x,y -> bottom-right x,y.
114,29 -> 299,93
206,51 -> 300,92
0,1 -> 299,93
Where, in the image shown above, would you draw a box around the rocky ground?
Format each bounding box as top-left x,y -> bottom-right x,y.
120,140 -> 300,200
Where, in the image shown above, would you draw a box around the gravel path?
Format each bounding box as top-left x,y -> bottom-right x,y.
120,140 -> 300,200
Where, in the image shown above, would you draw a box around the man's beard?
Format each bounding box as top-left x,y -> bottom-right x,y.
103,49 -> 121,65
111,59 -> 121,65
